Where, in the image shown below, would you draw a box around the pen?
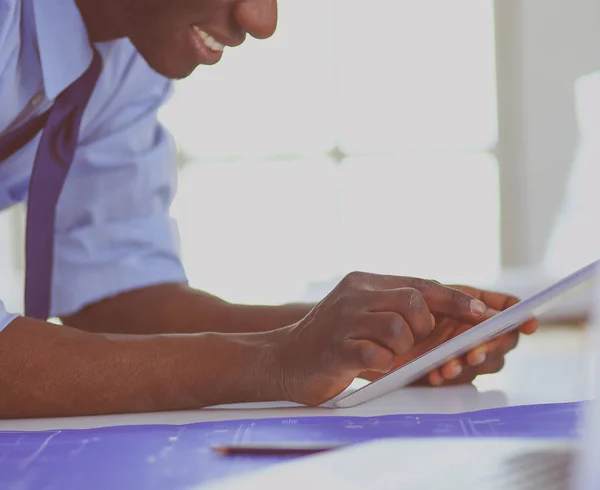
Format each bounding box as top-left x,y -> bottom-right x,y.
212,442 -> 348,456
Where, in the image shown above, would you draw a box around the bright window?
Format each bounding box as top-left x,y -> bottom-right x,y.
160,0 -> 500,304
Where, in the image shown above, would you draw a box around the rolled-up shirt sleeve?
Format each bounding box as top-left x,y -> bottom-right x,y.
51,43 -> 188,317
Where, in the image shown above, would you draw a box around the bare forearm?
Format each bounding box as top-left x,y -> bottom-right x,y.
63,283 -> 313,335
0,317 -> 284,418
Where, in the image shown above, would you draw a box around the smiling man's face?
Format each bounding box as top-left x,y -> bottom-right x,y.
98,0 -> 278,78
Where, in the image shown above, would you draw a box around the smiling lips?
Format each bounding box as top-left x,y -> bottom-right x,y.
191,25 -> 225,53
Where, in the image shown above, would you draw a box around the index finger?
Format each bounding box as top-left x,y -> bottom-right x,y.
451,285 -> 538,334
450,285 -> 519,310
397,279 -> 488,323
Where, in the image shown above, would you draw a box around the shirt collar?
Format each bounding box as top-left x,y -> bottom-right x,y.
32,0 -> 94,100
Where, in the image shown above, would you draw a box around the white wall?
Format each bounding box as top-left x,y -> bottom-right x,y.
0,205 -> 24,313
494,0 -> 600,268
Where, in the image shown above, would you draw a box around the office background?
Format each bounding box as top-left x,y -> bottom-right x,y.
0,0 -> 599,313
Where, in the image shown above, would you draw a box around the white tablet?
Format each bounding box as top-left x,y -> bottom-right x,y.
331,259 -> 600,408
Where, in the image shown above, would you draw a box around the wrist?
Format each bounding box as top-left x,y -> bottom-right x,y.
229,328 -> 292,403
166,329 -> 292,407
252,327 -> 294,402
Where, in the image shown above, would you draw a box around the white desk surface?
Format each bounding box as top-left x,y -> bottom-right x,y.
0,325 -> 594,432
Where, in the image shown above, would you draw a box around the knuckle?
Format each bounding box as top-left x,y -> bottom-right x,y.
400,289 -> 433,336
409,277 -> 431,291
449,286 -> 463,303
406,288 -> 425,309
341,271 -> 366,288
386,317 -> 414,352
449,287 -> 471,309
333,274 -> 371,312
338,272 -> 372,296
381,313 -> 407,338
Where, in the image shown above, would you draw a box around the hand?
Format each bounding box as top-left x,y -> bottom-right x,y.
274,272 -> 490,406
360,286 -> 538,386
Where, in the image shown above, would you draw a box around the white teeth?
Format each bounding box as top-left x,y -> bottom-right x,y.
192,25 -> 225,52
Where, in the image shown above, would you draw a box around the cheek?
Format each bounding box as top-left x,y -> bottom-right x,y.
123,0 -> 196,36
124,0 -> 194,56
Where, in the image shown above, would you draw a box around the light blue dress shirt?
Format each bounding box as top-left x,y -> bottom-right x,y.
0,0 -> 188,331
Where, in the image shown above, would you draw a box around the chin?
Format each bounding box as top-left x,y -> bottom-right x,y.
146,55 -> 197,80
160,64 -> 197,80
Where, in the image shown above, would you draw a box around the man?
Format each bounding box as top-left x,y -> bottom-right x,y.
0,0 -> 536,418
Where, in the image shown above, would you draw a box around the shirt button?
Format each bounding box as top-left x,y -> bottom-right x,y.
30,93 -> 44,107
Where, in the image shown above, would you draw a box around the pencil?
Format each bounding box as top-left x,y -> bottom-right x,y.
212,443 -> 346,456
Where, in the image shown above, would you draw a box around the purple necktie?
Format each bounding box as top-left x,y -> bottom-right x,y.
0,50 -> 102,320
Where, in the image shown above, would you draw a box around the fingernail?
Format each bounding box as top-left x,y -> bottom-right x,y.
430,371 -> 444,386
448,362 -> 463,379
470,299 -> 487,316
471,348 -> 487,366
